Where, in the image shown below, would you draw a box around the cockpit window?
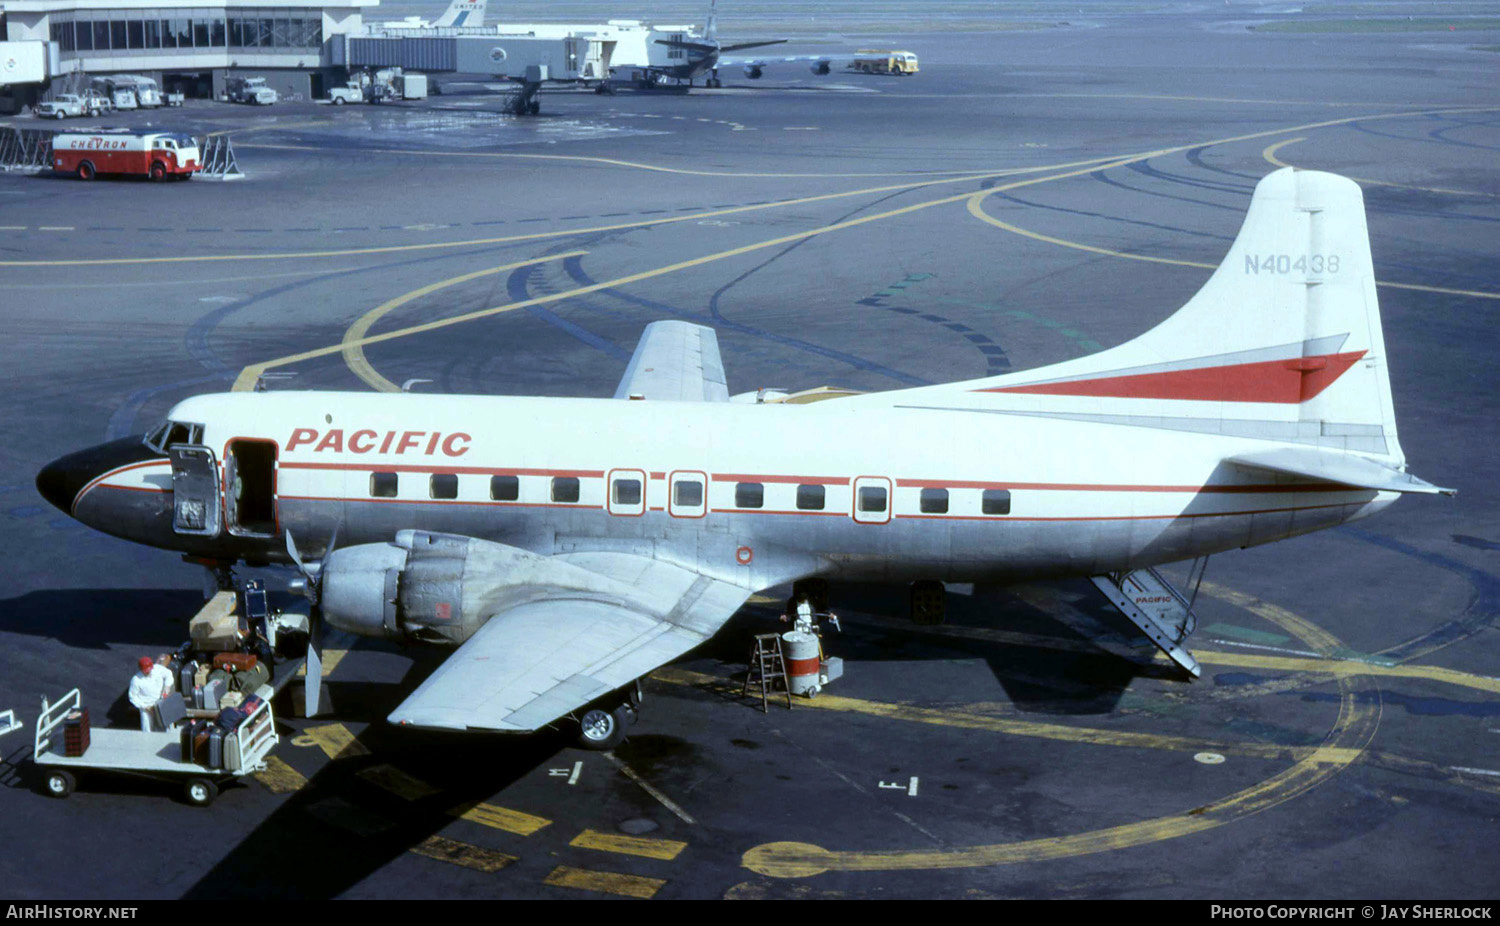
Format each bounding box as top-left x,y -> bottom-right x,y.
144,420 -> 205,453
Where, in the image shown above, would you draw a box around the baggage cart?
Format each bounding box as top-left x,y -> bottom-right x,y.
32,688 -> 278,807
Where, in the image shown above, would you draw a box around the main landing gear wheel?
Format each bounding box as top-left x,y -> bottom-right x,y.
44,769 -> 75,799
183,777 -> 218,807
575,704 -> 632,750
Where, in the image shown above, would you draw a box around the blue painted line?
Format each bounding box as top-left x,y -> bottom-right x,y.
506,263 -> 630,361
471,220 -> 506,226
1343,526 -> 1500,662
559,256 -> 927,386
106,373 -> 236,440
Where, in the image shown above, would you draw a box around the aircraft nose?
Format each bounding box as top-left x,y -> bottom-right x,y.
36,435 -> 165,516
36,455 -> 91,514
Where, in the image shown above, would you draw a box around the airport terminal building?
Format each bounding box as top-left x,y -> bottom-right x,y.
0,0 -> 374,98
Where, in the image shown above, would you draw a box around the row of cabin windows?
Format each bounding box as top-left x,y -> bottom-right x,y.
367,472 -> 1010,515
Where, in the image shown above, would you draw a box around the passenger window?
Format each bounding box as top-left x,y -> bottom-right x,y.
490,474 -> 518,501
735,482 -> 764,509
796,484 -> 825,511
612,478 -> 642,506
430,474 -> 458,500
673,480 -> 703,507
858,486 -> 888,513
920,487 -> 949,514
982,489 -> 1012,515
552,476 -> 580,503
370,472 -> 397,498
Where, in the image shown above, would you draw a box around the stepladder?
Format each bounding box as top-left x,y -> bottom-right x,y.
742,633 -> 792,712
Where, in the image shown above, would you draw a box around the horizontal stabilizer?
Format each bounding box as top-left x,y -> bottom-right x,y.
1229,446 -> 1454,496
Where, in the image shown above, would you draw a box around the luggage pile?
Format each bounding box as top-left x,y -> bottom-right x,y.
177,587 -> 276,711
180,694 -> 270,772
181,653 -> 272,710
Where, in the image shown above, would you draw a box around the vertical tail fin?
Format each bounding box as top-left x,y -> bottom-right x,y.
704,0 -> 719,40
434,0 -> 485,27
859,168 -> 1407,465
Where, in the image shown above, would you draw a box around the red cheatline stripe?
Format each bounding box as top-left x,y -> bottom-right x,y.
711,473 -> 853,485
979,350 -> 1367,403
281,462 -> 603,478
894,479 -> 1349,494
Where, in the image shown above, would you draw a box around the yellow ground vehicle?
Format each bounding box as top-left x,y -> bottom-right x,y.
847,50 -> 919,76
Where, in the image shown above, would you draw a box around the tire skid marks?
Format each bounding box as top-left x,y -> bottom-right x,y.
739,587 -> 1382,878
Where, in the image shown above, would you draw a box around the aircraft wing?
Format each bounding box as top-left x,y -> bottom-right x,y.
1229,446 -> 1455,496
720,52 -> 854,70
387,556 -> 750,731
613,319 -> 730,401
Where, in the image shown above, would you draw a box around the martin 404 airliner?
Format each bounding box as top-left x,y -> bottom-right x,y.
37,168 -> 1451,749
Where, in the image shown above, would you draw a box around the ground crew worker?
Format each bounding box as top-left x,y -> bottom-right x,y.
128,656 -> 167,731
152,653 -> 175,696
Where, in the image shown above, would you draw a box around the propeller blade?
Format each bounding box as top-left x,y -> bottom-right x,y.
304,631 -> 322,717
285,530 -> 305,573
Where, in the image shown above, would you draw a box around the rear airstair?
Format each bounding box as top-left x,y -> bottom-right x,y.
1090,560 -> 1206,678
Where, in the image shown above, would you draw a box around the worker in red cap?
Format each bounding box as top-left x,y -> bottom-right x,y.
128,656 -> 169,731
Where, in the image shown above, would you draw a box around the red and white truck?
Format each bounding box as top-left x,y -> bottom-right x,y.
53,129 -> 201,181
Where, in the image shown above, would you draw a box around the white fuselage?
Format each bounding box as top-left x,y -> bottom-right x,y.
75,390 -> 1394,592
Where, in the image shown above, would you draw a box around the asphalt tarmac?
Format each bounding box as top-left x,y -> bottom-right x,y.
1,3 -> 1497,900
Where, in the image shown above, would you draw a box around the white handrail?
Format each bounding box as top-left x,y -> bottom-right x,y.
33,689 -> 81,756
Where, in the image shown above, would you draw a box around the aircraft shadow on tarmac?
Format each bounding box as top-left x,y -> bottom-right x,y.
180,651 -> 568,900
695,580 -> 1177,717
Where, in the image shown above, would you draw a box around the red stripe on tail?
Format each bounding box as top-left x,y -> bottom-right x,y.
978,351 -> 1366,404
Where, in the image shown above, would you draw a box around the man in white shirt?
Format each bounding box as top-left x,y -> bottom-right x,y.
127,656 -> 168,731
151,653 -> 175,697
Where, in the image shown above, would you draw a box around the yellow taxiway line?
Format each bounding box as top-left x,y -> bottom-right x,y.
1264,137 -> 1500,199
740,593 -> 1379,878
292,105 -> 1500,392
965,181 -> 1500,303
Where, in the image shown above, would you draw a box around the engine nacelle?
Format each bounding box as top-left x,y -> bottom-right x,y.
321,530 -> 485,645
810,61 -> 831,75
319,530 -> 639,647
744,66 -> 763,79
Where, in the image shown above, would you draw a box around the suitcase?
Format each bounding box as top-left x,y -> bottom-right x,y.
207,726 -> 224,770
181,719 -> 203,762
63,707 -> 90,757
213,652 -> 258,671
192,722 -> 211,765
195,664 -> 211,688
179,660 -> 198,696
202,677 -> 226,711
224,731 -> 241,773
193,685 -> 204,710
231,662 -> 271,693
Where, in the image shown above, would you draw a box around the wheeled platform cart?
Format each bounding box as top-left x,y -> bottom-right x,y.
32,688 -> 279,806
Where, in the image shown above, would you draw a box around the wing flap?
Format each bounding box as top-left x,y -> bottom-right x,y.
1229,446 -> 1454,496
613,320 -> 730,402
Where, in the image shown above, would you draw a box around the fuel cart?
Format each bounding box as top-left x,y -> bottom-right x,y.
33,687 -> 279,806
